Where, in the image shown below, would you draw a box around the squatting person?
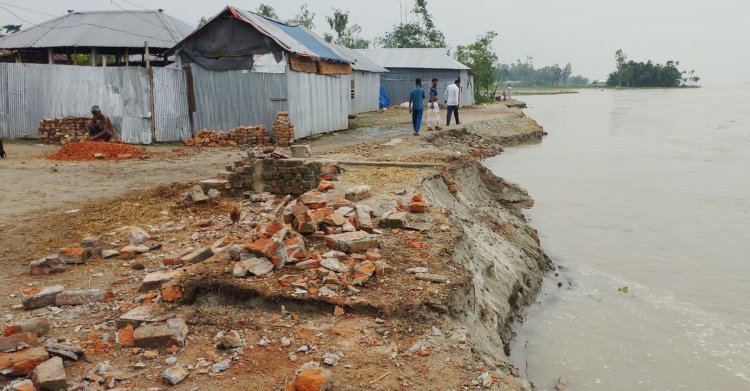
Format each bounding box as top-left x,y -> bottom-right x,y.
87,105 -> 116,142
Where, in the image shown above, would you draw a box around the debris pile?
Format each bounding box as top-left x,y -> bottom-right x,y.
273,111 -> 295,146
47,141 -> 148,161
37,116 -> 90,145
217,150 -> 324,197
184,126 -> 272,148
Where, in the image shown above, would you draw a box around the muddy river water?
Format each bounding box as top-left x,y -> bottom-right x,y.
485,86 -> 750,390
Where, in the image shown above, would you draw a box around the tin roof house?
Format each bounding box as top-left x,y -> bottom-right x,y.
357,48 -> 475,107
169,6 -> 355,138
0,10 -> 194,66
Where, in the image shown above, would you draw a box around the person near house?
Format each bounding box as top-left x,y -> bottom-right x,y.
87,105 -> 116,142
444,79 -> 461,126
426,78 -> 442,131
408,78 -> 426,136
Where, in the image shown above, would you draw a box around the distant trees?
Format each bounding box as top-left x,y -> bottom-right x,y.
288,4 -> 315,29
377,0 -> 446,48
455,31 -> 500,99
256,4 -> 279,19
324,9 -> 369,49
2,24 -> 21,34
606,50 -> 692,87
498,57 -> 589,86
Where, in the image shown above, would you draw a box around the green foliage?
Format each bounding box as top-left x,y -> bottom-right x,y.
325,8 -> 369,49
377,0 -> 446,48
288,4 -> 315,29
455,31 -> 500,97
606,50 -> 691,87
498,57 -> 589,86
2,24 -> 21,34
256,4 -> 279,19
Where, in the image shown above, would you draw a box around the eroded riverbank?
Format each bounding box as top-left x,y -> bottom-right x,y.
0,102 -> 551,389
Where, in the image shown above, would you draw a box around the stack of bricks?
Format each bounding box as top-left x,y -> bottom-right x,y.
37,117 -> 90,145
273,112 -> 295,146
215,151 -> 321,197
184,126 -> 271,148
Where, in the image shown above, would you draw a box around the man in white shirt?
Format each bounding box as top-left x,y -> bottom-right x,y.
444,79 -> 461,126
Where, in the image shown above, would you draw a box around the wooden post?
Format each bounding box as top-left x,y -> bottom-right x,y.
15,51 -> 21,63
125,48 -> 129,66
47,48 -> 54,64
145,41 -> 157,143
73,47 -> 77,65
91,47 -> 97,66
101,55 -> 107,68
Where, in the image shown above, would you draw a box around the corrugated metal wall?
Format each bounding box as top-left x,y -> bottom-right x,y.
349,71 -> 381,115
287,71 -> 349,138
153,68 -> 191,142
0,63 -> 153,143
190,66 -> 288,133
380,68 -> 474,107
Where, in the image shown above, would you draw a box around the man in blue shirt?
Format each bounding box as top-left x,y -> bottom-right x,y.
409,78 -> 426,136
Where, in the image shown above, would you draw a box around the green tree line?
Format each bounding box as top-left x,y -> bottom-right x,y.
498,57 -> 589,86
608,49 -> 699,87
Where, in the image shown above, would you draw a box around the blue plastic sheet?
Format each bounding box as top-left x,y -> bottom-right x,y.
379,85 -> 391,109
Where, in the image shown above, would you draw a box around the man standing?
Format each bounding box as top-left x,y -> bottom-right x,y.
87,105 -> 116,142
426,78 -> 442,131
408,78 -> 426,136
444,79 -> 461,126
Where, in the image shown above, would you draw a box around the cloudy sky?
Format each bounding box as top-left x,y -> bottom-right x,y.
2,0 -> 747,84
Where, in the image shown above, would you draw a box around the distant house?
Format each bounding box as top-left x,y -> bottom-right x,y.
357,48 -> 475,107
591,79 -> 608,87
331,45 -> 388,115
169,6 -> 354,138
0,10 -> 194,66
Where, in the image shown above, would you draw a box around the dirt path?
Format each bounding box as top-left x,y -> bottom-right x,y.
0,144 -> 242,222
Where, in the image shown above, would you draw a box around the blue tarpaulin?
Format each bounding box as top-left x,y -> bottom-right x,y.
379,85 -> 391,109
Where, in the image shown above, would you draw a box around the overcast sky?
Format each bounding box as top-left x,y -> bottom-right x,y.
2,0 -> 747,84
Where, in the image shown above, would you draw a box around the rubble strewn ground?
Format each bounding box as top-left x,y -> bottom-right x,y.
1,101 -> 549,390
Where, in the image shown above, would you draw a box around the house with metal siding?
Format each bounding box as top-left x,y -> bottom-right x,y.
356,48 -> 475,107
0,10 -> 194,66
330,45 -> 389,115
169,6 -> 353,139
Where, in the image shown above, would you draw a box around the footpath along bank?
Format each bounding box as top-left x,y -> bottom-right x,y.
0,102 -> 551,390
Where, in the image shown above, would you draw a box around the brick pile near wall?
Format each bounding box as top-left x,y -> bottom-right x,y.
185,126 -> 272,147
37,117 -> 90,144
209,152 -> 321,197
273,112 -> 295,146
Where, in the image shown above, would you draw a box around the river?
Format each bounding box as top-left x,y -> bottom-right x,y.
484,86 -> 750,390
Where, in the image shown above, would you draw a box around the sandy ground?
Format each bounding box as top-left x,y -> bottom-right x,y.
0,100 -> 545,390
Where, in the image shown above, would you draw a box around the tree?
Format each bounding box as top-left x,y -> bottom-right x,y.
563,63 -> 572,84
256,4 -> 278,19
288,4 -> 315,29
615,49 -> 627,87
377,0 -> 446,48
2,24 -> 21,34
197,17 -> 209,27
455,31 -> 500,99
325,8 -> 369,49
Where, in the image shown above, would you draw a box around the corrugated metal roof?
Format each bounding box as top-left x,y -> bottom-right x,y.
0,10 -> 194,50
332,45 -> 388,73
356,48 -> 470,70
228,7 -> 347,63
